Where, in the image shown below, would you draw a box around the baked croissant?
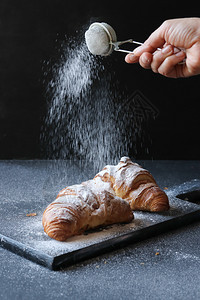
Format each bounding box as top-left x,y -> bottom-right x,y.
42,177 -> 134,241
42,157 -> 169,241
96,157 -> 169,212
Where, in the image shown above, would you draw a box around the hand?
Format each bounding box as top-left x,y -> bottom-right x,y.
125,18 -> 200,78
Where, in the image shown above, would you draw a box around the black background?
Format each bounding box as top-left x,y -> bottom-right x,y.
0,0 -> 199,160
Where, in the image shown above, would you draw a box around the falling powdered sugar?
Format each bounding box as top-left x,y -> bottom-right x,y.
41,33 -> 131,172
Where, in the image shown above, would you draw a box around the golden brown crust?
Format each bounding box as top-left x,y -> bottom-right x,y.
42,157 -> 169,241
95,157 -> 169,212
42,181 -> 133,241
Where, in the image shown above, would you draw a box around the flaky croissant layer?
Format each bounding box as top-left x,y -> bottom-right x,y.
96,157 -> 169,212
42,157 -> 169,241
42,181 -> 134,241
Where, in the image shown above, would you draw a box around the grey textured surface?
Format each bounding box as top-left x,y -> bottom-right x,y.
0,160 -> 200,299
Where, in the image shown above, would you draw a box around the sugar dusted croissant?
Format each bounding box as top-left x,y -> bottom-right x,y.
42,157 -> 169,241
96,157 -> 169,212
42,178 -> 134,241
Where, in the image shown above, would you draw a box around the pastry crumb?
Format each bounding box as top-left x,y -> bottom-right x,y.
164,187 -> 168,190
26,213 -> 37,217
155,252 -> 160,256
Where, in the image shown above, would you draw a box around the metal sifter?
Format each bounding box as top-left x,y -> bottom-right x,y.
85,22 -> 147,56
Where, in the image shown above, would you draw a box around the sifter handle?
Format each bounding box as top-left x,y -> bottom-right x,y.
114,40 -> 185,64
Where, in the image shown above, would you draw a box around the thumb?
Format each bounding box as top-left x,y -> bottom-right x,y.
134,23 -> 166,56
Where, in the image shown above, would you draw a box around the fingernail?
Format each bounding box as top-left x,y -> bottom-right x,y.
173,47 -> 180,54
175,51 -> 185,57
141,55 -> 150,64
128,54 -> 138,63
161,45 -> 172,54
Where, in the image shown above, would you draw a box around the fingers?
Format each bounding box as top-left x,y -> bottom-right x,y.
138,52 -> 153,69
125,20 -> 168,63
138,45 -> 174,71
125,35 -> 170,66
156,51 -> 186,78
139,49 -> 186,78
125,53 -> 139,64
149,44 -> 174,73
130,22 -> 167,57
125,46 -> 186,78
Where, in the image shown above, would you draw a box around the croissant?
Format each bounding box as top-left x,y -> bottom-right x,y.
96,157 -> 169,212
42,178 -> 134,241
42,157 -> 169,241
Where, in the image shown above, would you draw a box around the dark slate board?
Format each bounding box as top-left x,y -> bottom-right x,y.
0,176 -> 200,270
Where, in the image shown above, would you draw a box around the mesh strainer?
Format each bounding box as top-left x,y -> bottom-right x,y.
85,22 -> 145,56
